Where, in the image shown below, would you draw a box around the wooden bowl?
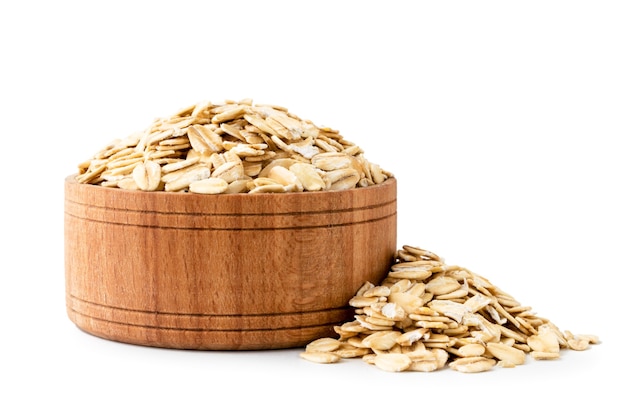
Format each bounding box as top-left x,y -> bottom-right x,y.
64,175 -> 397,350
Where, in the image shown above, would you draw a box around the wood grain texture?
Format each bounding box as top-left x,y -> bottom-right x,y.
64,176 -> 397,350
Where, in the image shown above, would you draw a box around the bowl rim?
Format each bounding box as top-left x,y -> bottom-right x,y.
65,174 -> 397,215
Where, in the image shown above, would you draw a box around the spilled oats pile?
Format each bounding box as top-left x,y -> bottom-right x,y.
76,98 -> 392,193
301,245 -> 599,373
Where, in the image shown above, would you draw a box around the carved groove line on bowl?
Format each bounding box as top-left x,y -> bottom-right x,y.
68,294 -> 352,331
64,198 -> 397,231
64,210 -> 397,231
65,197 -> 397,217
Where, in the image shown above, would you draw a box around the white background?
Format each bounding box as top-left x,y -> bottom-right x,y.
1,1 -> 624,399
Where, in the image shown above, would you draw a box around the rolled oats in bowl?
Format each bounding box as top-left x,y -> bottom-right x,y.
75,98 -> 393,194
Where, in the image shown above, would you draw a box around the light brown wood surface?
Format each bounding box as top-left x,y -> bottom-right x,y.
64,176 -> 397,350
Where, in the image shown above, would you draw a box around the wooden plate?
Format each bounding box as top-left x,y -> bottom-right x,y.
64,176 -> 397,350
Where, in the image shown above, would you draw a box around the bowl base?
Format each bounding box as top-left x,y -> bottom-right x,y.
66,294 -> 351,350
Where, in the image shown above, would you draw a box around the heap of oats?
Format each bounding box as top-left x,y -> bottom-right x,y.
75,98 -> 392,194
300,245 -> 599,373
